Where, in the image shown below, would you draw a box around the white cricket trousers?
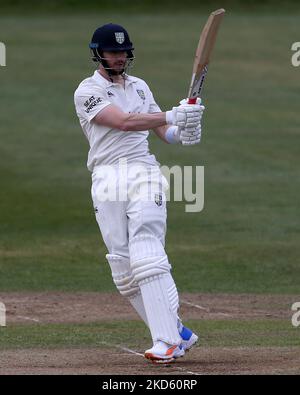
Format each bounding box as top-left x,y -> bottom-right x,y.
91,162 -> 169,258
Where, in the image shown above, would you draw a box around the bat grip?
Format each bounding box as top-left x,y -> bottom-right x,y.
188,98 -> 197,104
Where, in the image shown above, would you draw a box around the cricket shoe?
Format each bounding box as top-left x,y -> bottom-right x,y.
179,326 -> 199,352
144,341 -> 185,364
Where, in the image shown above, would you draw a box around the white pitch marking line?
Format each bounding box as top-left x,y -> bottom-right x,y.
174,366 -> 202,376
117,345 -> 144,357
214,312 -> 232,317
16,315 -> 40,323
100,341 -> 144,357
181,300 -> 211,312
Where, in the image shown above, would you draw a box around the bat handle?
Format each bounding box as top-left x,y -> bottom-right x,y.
187,98 -> 197,104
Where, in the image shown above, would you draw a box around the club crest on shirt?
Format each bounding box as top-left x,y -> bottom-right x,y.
107,90 -> 114,97
154,193 -> 163,207
136,89 -> 146,100
115,32 -> 125,44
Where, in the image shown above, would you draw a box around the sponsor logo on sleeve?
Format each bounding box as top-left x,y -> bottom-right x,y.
84,95 -> 103,113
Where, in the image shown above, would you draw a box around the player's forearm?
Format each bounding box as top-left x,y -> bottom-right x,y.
94,104 -> 167,132
120,112 -> 167,132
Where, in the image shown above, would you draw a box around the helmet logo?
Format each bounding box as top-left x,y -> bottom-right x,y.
115,32 -> 125,44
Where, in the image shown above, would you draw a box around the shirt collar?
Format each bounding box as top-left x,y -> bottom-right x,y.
92,70 -> 138,87
125,75 -> 138,84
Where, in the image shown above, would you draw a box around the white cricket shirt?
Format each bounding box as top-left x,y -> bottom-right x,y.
74,70 -> 161,172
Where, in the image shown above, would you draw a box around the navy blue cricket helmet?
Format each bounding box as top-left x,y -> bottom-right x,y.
89,23 -> 134,63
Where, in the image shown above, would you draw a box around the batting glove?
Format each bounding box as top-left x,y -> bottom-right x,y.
179,98 -> 205,116
178,98 -> 204,146
180,124 -> 202,146
166,103 -> 202,129
164,124 -> 202,145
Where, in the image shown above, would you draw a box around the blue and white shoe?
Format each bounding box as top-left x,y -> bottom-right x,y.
144,325 -> 198,364
179,326 -> 199,352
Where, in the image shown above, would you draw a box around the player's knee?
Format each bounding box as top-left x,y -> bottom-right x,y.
106,254 -> 139,297
129,233 -> 171,283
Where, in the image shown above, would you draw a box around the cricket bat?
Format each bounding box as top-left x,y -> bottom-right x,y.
187,8 -> 225,104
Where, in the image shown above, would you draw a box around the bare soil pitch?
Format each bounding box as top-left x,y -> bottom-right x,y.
1,292 -> 296,324
1,347 -> 300,375
0,292 -> 299,375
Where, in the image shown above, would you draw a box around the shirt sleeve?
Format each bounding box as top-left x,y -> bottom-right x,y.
74,87 -> 111,122
144,82 -> 161,114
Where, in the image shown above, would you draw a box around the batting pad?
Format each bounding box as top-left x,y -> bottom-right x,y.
139,273 -> 182,345
106,254 -> 149,326
129,234 -> 181,344
129,233 -> 171,281
106,254 -> 139,298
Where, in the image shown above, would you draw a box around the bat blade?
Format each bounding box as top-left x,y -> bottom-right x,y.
188,8 -> 225,103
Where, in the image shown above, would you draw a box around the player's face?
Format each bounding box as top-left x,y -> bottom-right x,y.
103,51 -> 127,72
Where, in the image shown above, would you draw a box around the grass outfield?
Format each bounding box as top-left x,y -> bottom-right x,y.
0,11 -> 300,293
1,319 -> 299,349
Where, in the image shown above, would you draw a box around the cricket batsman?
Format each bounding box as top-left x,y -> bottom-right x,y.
74,23 -> 205,363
